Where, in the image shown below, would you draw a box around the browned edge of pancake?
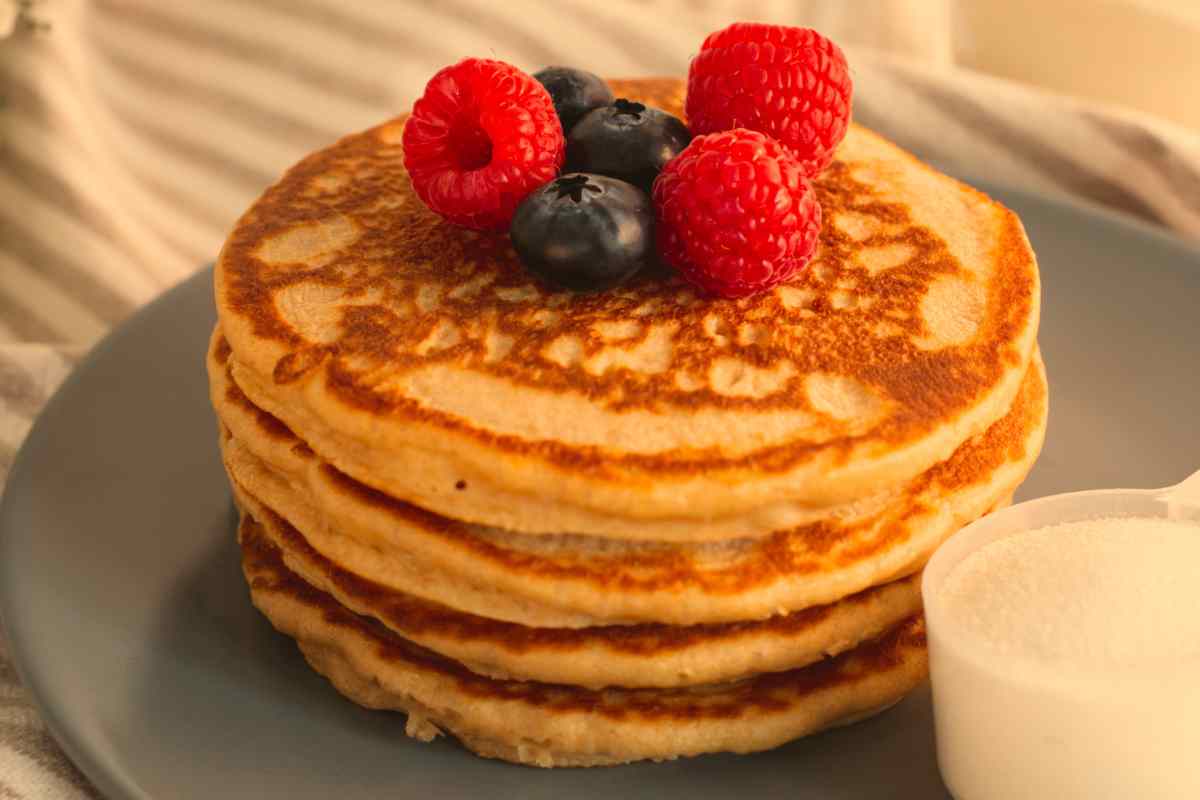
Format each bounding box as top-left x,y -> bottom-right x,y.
213,330 -> 1046,599
237,506 -> 923,688
241,523 -> 928,737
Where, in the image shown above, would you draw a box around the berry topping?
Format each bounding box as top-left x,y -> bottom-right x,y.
566,99 -> 692,192
533,66 -> 615,133
652,128 -> 821,299
402,58 -> 565,231
686,23 -> 852,177
510,173 -> 654,292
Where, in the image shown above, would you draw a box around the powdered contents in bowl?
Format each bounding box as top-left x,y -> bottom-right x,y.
940,516 -> 1200,669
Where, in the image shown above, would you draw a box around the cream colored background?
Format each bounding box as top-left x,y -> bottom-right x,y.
956,0 -> 1200,132
637,0 -> 1200,132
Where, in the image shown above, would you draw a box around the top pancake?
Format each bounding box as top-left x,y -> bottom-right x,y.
215,78 -> 1040,540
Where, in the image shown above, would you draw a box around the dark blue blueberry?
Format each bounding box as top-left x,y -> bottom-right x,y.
565,99 -> 692,192
533,66 -> 615,133
510,174 -> 653,293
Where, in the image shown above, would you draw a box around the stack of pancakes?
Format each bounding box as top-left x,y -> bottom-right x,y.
208,79 -> 1045,767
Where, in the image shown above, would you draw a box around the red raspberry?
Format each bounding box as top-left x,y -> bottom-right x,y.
686,23 -> 852,177
652,129 -> 821,298
402,59 -> 564,231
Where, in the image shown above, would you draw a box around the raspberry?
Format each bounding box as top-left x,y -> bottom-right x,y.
402,58 -> 565,231
686,23 -> 852,177
652,128 -> 821,299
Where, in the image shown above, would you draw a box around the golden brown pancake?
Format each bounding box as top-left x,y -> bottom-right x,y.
235,507 -> 923,689
212,330 -> 1047,627
241,517 -> 929,767
214,78 -> 1041,541
211,74 -> 1046,767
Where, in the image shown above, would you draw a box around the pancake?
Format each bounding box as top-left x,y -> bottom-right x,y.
214,77 -> 1041,542
213,331 -> 1047,627
241,520 -> 929,767
235,506 -> 922,689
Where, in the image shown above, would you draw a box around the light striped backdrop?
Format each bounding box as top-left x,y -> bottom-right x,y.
1,2 -> 1199,797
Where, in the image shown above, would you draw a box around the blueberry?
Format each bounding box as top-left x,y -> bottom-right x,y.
533,67 -> 614,133
510,174 -> 653,293
565,99 -> 692,192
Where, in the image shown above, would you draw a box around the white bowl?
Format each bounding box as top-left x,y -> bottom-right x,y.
921,471 -> 1200,800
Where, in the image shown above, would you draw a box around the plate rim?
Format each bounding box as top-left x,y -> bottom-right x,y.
0,270 -> 213,800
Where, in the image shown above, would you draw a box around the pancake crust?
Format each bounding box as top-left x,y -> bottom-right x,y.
213,330 -> 1047,627
215,77 -> 1041,540
236,508 -> 922,689
241,522 -> 929,767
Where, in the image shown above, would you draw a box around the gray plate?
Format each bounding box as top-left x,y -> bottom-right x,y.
2,183 -> 1199,800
